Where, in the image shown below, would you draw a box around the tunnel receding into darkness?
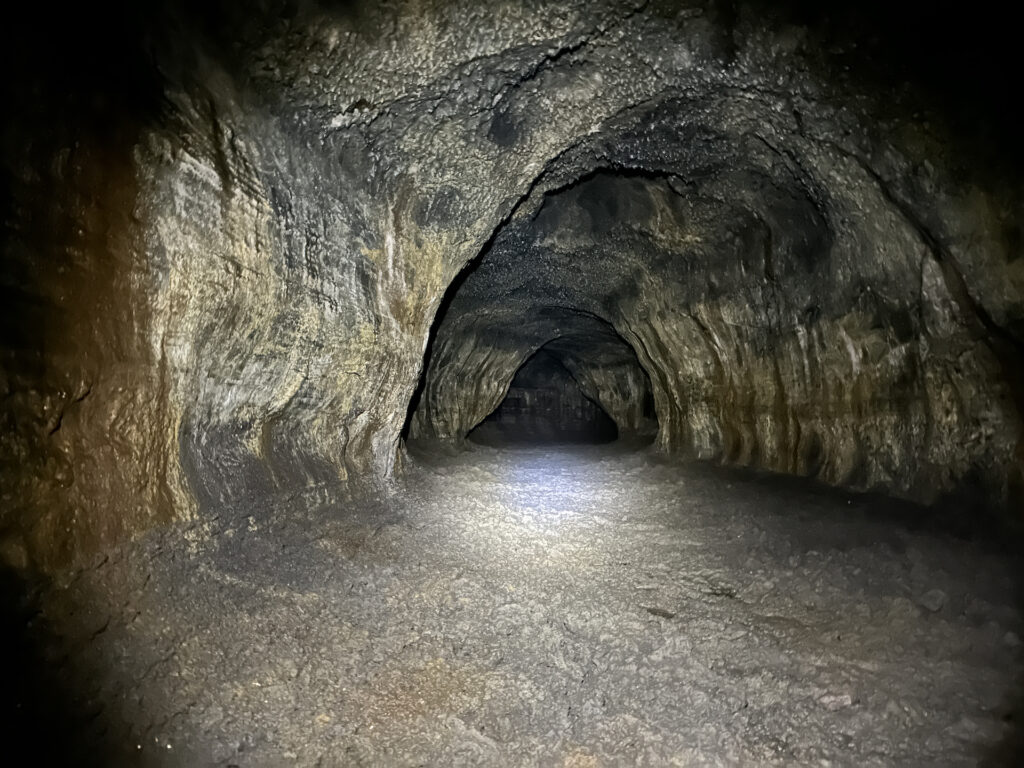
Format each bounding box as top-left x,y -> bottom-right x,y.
468,346 -> 625,446
2,0 -> 1023,764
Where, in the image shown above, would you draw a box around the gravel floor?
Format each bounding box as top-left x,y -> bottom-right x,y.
6,443 -> 1024,766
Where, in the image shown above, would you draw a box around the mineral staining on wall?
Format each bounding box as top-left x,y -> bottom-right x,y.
1,0 -> 1021,569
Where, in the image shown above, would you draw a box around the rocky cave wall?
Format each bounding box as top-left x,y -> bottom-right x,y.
2,0 -> 1022,570
547,336 -> 658,440
468,350 -> 619,444
413,157 -> 1023,509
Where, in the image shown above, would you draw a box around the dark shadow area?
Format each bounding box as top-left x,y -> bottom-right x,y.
469,349 -> 619,446
682,457 -> 1023,553
746,0 -> 1021,177
0,567 -> 121,768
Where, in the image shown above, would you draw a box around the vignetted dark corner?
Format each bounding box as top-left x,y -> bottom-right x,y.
2,0 -> 1022,764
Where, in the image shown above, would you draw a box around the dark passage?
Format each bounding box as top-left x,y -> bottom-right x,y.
469,349 -> 618,445
2,0 -> 1023,766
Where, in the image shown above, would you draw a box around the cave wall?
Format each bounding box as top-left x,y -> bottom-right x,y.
2,2 -> 463,568
469,351 -> 618,444
2,0 -> 1022,569
547,339 -> 658,440
409,69 -> 1023,512
138,73 -> 439,507
1,6 -> 176,570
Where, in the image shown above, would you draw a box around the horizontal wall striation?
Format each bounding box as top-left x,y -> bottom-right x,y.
414,111 -> 1022,511
2,0 -> 1022,569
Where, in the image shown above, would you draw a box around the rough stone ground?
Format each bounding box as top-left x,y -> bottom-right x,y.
6,443 -> 1024,767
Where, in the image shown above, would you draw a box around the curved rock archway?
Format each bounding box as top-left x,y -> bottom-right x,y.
2,0 -> 1021,565
4,2 -> 1024,764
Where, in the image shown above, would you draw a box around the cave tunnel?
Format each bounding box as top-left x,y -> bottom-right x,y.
467,346 -> 627,447
3,0 -> 1024,765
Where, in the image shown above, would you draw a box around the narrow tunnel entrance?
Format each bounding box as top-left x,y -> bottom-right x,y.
468,348 -> 618,446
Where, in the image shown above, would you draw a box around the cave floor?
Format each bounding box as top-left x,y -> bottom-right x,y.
18,444 -> 1024,766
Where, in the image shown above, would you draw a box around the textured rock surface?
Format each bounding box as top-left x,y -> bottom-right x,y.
2,0 -> 1022,570
8,445 -> 1022,766
468,349 -> 621,445
414,163 -> 1023,509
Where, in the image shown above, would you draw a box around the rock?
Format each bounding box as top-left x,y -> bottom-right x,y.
819,693 -> 854,711
919,589 -> 948,613
1,0 -> 1021,572
889,597 -> 921,621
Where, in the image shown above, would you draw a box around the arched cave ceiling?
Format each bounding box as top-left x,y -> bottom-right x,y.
1,0 -> 1021,568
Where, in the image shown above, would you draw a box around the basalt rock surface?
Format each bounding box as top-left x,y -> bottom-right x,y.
468,349 -> 622,445
2,0 -> 1022,569
413,160 -> 1023,510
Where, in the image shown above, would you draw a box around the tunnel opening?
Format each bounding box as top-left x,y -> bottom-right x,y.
4,0 -> 1024,764
468,347 -> 618,446
403,227 -> 663,450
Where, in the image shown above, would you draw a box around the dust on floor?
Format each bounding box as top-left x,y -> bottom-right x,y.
7,443 -> 1023,766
